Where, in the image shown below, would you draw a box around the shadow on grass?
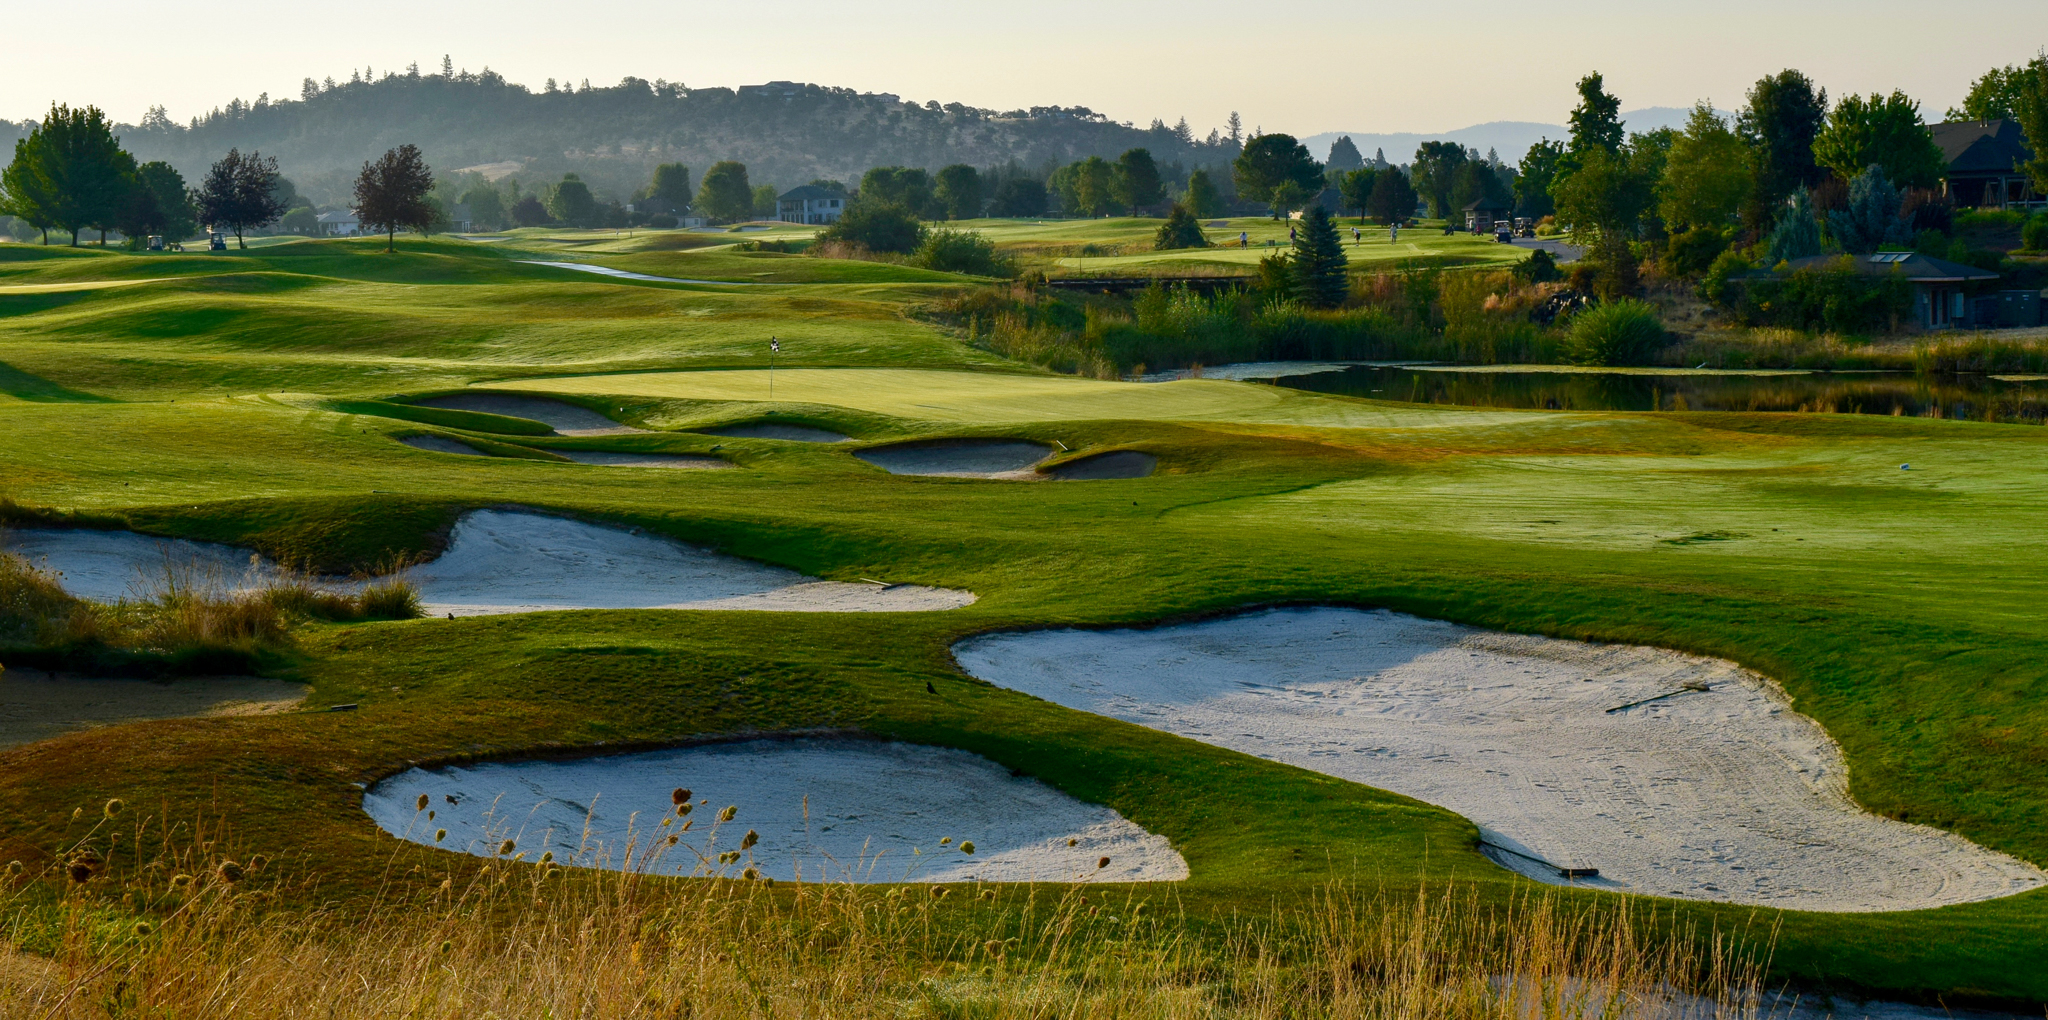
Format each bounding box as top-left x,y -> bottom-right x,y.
0,361 -> 110,402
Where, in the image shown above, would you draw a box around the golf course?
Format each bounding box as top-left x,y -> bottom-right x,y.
4,230 -> 2048,1013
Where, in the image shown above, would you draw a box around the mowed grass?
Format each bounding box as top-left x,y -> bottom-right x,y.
947,215 -> 1529,275
2,240 -> 2048,1002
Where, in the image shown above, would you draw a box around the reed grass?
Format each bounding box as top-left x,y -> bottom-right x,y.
0,807 -> 1776,1019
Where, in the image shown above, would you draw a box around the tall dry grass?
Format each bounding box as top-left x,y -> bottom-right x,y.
0,806 -> 1782,1019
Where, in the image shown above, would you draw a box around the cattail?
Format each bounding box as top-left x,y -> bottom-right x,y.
415,794 -> 430,811
719,806 -> 737,822
672,788 -> 691,805
103,798 -> 124,819
959,841 -> 975,855
435,829 -> 447,843
740,829 -> 758,850
497,840 -> 516,856
1097,856 -> 1110,869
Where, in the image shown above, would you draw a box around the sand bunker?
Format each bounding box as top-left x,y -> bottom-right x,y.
953,607 -> 2046,911
1048,451 -> 1156,480
3,529 -> 269,603
399,435 -> 488,457
363,738 -> 1187,883
856,440 -> 1053,479
414,394 -> 642,436
411,510 -> 973,616
517,260 -> 753,286
0,668 -> 304,749
554,450 -> 732,469
700,423 -> 851,443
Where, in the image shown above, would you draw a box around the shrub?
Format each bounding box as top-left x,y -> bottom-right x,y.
1700,249 -> 1755,308
1513,248 -> 1562,283
1732,256 -> 1913,334
2023,214 -> 2048,253
1562,299 -> 1666,366
1663,226 -> 1731,278
820,200 -> 924,254
1153,204 -> 1210,250
910,228 -> 1013,276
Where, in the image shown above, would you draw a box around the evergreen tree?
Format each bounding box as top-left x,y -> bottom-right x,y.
1289,204 -> 1348,308
990,177 -> 1047,217
1827,165 -> 1913,254
934,163 -> 983,219
1111,148 -> 1162,212
1568,72 -> 1625,156
196,148 -> 289,248
1766,187 -> 1824,265
1740,70 -> 1829,222
1182,168 -> 1223,217
1325,136 -> 1364,172
1232,134 -> 1322,218
1366,167 -> 1418,224
1410,141 -> 1467,219
353,144 -> 435,250
1152,203 -> 1210,249
696,161 -> 753,221
1515,139 -> 1565,218
1069,156 -> 1116,217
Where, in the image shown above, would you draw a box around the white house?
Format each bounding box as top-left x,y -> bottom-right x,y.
777,185 -> 845,225
317,210 -> 361,236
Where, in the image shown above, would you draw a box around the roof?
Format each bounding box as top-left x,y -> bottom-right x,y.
1776,252 -> 2000,283
1931,119 -> 2033,175
1463,197 -> 1512,212
778,184 -> 843,201
316,211 -> 358,223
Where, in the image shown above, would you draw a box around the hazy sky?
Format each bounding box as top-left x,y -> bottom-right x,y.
9,1 -> 2043,135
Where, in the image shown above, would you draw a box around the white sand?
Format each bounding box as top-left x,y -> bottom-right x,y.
700,423 -> 851,443
856,440 -> 1053,479
415,394 -> 643,435
412,510 -> 973,615
953,607 -> 2046,912
399,435 -> 488,457
554,450 -> 733,469
363,738 -> 1187,883
8,512 -> 974,616
0,668 -> 305,748
3,529 -> 271,603
517,260 -> 756,286
1049,451 -> 1156,480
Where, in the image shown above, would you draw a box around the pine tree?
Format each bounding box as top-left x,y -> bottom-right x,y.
1827,166 -> 1913,254
1153,204 -> 1210,249
1290,204 -> 1348,308
1766,187 -> 1824,265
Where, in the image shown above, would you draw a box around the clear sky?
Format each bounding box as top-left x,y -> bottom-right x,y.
8,1 -> 2042,134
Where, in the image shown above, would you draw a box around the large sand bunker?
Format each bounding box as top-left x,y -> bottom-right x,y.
0,668 -> 304,749
363,738 -> 1187,883
699,423 -> 851,443
554,450 -> 732,469
518,260 -> 755,286
953,607 -> 2046,911
856,440 -> 1053,479
3,530 -> 266,603
399,435 -> 488,457
411,510 -> 973,615
1048,451 -> 1156,480
414,394 -> 641,435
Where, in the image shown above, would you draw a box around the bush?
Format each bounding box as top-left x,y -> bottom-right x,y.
1513,248 -> 1562,283
821,200 -> 925,254
1700,249 -> 1755,308
910,229 -> 1013,276
1729,255 -> 1913,334
1663,226 -> 1731,278
1562,299 -> 1665,366
1153,204 -> 1210,250
2023,214 -> 2048,253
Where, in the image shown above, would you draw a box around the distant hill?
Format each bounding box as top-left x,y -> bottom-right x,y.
1301,108 -> 1716,167
3,71 -> 1243,208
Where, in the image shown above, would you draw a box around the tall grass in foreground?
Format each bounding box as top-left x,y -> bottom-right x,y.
0,808 -> 1781,1019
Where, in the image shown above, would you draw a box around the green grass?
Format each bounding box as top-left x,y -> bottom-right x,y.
2,240 -> 2046,1004
946,216 -> 1529,276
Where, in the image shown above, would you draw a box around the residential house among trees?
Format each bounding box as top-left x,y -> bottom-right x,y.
777,184 -> 845,224
1776,252 -> 2001,328
317,210 -> 361,236
1933,119 -> 2038,209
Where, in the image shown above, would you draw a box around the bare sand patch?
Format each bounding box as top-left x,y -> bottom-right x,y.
699,423 -> 851,443
3,529 -> 265,603
953,607 -> 2046,912
412,510 -> 973,615
415,394 -> 642,435
0,668 -> 305,748
554,450 -> 733,469
364,737 -> 1186,883
855,440 -> 1053,479
1048,450 -> 1156,480
399,435 -> 488,457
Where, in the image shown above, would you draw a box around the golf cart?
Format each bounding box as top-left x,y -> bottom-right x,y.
208,231 -> 227,251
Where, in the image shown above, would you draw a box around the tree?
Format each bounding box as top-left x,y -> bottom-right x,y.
1153,203 -> 1210,250
1948,58 -> 2046,121
648,162 -> 692,208
752,184 -> 780,219
1325,136 -> 1364,173
1549,143 -> 1654,240
1659,103 -> 1750,231
1813,91 -> 1946,190
1568,72 -> 1625,156
1112,148 -> 1163,212
1338,167 -> 1378,222
544,173 -> 597,227
1289,204 -> 1348,308
196,148 -> 290,248
1410,141 -> 1468,220
1232,134 -> 1322,218
1182,168 -> 1223,217
462,184 -> 507,230
1828,165 -> 1914,254
1450,160 -> 1511,218
933,164 -> 982,219
1069,156 -> 1117,217
509,195 -> 549,227
989,177 -> 1047,217
820,199 -> 925,253
696,161 -> 754,222
1740,70 -> 1829,222
116,161 -> 196,243
1,126 -> 59,243
1766,187 -> 1824,264
859,167 -> 934,216
1516,139 -> 1565,218
0,104 -> 136,246
2016,60 -> 2048,192
1366,167 -> 1418,224
353,144 -> 436,250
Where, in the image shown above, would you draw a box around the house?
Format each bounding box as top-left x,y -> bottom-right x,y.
316,210 -> 360,236
1463,197 -> 1513,233
446,203 -> 473,232
1773,253 -> 2001,328
1933,119 -> 2039,210
777,185 -> 846,225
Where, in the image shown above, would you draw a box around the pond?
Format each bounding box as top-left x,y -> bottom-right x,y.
1271,365 -> 2048,422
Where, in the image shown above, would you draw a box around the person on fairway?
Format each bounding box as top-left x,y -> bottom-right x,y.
1239,230 -> 1248,248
